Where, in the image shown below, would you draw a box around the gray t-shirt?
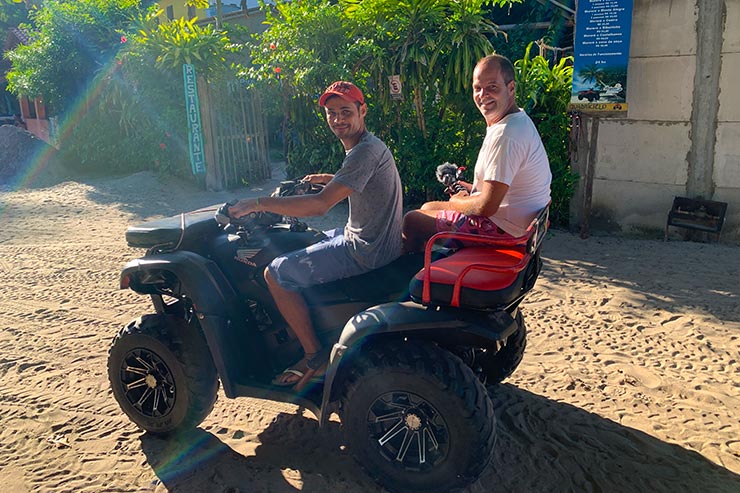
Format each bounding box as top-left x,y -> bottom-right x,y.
331,131 -> 403,269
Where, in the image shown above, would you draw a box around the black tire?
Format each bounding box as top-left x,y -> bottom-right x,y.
107,314 -> 218,435
340,341 -> 496,493
477,310 -> 527,385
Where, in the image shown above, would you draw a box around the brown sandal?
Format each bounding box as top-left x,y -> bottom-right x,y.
271,348 -> 329,389
292,349 -> 329,391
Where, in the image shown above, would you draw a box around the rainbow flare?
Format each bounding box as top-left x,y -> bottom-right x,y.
1,55 -> 119,192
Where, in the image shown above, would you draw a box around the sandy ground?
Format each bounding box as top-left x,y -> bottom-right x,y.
0,166 -> 739,493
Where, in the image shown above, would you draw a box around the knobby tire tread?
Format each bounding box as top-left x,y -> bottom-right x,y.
341,340 -> 495,493
108,314 -> 218,435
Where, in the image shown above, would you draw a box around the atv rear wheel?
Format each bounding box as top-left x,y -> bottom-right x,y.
477,310 -> 527,385
108,314 -> 218,435
340,341 -> 495,493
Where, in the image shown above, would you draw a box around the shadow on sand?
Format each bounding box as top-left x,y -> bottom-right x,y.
139,385 -> 739,493
540,230 -> 740,324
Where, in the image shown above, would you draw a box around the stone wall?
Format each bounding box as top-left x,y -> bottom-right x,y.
581,0 -> 739,242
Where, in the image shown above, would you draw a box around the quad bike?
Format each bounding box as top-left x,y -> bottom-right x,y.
108,176 -> 549,493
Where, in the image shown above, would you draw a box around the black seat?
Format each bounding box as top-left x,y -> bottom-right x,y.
126,209 -> 220,249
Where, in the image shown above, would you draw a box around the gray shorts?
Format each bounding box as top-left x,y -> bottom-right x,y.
267,228 -> 367,291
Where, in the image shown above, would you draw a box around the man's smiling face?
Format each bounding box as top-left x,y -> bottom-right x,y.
324,95 -> 367,146
472,61 -> 517,126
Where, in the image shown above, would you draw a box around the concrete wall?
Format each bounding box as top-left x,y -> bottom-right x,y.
715,0 -> 740,237
585,0 -> 739,242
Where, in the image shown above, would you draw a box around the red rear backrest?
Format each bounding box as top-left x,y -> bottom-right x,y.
420,206 -> 549,306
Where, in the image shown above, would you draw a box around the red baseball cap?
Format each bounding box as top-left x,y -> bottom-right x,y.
319,81 -> 365,107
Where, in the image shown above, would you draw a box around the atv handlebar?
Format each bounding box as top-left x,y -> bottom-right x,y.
275,179 -> 324,197
215,202 -> 282,230
214,201 -> 236,226
214,179 -> 324,229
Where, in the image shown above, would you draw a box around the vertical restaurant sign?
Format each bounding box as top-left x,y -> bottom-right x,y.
570,0 -> 634,113
183,64 -> 206,175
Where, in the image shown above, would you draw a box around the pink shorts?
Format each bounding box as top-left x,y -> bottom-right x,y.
435,210 -> 514,239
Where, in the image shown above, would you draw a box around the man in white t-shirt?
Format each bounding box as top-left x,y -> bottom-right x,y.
402,54 -> 551,252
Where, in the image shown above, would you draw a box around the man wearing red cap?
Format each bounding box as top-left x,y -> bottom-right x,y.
228,81 -> 403,389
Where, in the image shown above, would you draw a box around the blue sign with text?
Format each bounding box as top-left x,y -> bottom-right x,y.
570,0 -> 634,113
183,64 -> 206,175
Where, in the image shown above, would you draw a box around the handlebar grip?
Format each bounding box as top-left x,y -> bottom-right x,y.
214,201 -> 237,226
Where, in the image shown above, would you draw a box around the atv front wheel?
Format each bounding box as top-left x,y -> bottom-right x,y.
340,341 -> 495,493
107,314 -> 218,435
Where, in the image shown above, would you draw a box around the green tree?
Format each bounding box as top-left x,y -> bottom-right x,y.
4,0 -> 215,114
0,0 -> 27,31
5,0 -> 141,114
577,64 -> 605,88
101,8 -> 240,174
248,0 -> 570,208
251,0 -> 514,199
5,0 -> 244,176
246,0 -> 352,176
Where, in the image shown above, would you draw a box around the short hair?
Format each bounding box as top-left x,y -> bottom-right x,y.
475,54 -> 515,85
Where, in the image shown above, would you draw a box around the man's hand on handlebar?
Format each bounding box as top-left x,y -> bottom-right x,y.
214,177 -> 328,226
228,198 -> 260,219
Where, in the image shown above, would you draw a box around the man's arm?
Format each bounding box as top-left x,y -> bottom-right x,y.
448,180 -> 509,216
229,180 -> 353,218
304,173 -> 334,185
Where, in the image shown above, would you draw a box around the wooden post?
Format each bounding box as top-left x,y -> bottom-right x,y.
568,112 -> 587,232
34,98 -> 46,119
580,116 -> 599,239
568,112 -> 600,238
215,0 -> 223,29
197,76 -> 222,191
19,97 -> 31,120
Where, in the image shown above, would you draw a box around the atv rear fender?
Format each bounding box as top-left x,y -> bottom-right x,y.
319,300 -> 518,422
120,251 -> 251,398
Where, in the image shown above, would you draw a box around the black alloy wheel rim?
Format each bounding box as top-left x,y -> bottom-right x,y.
119,348 -> 176,418
366,391 -> 449,470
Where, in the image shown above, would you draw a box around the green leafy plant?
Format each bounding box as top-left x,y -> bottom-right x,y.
5,0 -> 251,178
5,0 -> 141,114
0,0 -> 27,31
248,0 -> 573,215
131,14 -> 231,73
248,0 -> 506,198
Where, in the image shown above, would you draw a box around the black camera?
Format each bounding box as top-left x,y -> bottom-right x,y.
435,162 -> 467,194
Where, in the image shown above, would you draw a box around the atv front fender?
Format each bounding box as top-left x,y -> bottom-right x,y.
319,301 -> 518,423
120,251 -> 250,398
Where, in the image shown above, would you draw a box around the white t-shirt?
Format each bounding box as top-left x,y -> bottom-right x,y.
472,110 -> 552,237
